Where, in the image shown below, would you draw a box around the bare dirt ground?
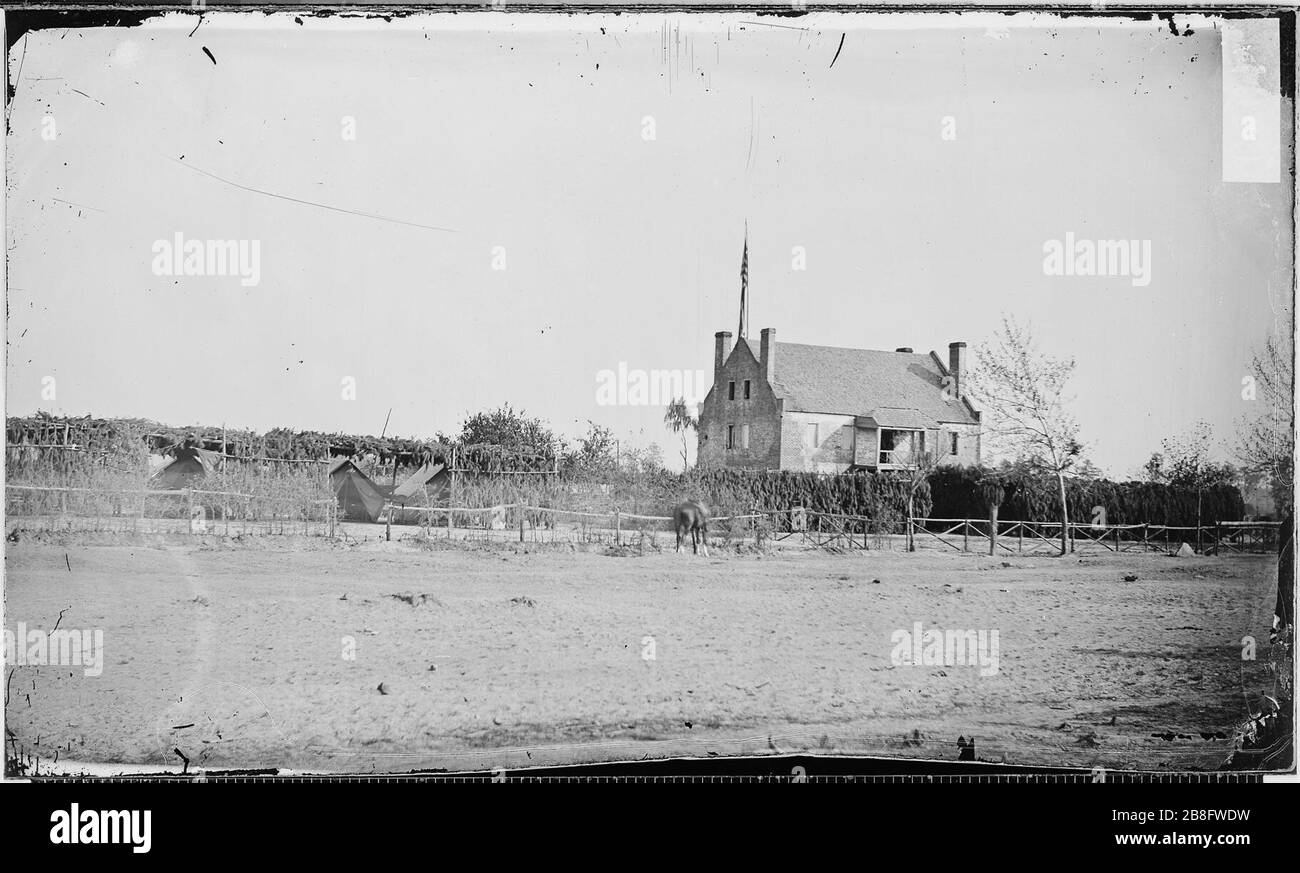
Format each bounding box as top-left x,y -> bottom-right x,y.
3,530 -> 1281,774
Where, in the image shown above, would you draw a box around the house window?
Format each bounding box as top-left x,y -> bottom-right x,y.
743,380 -> 751,399
727,381 -> 735,400
879,429 -> 923,466
805,423 -> 820,448
741,424 -> 750,449
950,433 -> 959,456
727,425 -> 735,449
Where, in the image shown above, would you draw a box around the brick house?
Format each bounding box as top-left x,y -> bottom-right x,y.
696,329 -> 981,473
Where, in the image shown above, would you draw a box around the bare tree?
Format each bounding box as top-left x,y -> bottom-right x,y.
892,433 -> 942,552
663,397 -> 698,470
969,315 -> 1083,556
1237,330 -> 1294,513
1154,421 -> 1239,549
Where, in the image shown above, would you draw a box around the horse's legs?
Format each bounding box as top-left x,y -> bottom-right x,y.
699,526 -> 709,557
675,524 -> 684,554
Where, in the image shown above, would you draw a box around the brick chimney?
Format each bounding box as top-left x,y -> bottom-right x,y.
948,342 -> 967,399
714,331 -> 733,382
760,328 -> 776,382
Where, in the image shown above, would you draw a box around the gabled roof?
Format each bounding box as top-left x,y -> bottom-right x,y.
738,339 -> 979,425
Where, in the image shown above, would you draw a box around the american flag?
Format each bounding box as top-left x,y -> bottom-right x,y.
737,226 -> 749,339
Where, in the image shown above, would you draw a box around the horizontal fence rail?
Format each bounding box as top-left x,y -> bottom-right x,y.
381,501 -> 777,545
5,483 -> 337,537
5,481 -> 1281,555
911,517 -> 1281,556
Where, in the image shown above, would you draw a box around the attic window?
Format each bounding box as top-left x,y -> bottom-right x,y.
950,433 -> 959,456
743,380 -> 751,399
728,381 -> 736,401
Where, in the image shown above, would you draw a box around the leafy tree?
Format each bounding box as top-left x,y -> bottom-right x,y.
565,420 -> 618,475
458,404 -> 558,454
663,397 -> 698,469
1142,452 -> 1165,483
1159,422 -> 1238,490
621,442 -> 666,476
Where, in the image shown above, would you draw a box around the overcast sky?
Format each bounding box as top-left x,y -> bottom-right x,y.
4,11 -> 1292,475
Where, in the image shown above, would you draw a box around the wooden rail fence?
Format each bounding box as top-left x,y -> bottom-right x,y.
5,483 -> 337,537
6,482 -> 1281,555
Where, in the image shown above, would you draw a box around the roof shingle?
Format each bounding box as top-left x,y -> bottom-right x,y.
741,339 -> 978,425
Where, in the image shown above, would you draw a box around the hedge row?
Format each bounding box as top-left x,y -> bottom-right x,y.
926,467 -> 1244,526
681,469 -> 928,524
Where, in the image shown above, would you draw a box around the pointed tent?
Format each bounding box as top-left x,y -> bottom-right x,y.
392,462 -> 448,503
329,458 -> 387,523
152,447 -> 222,490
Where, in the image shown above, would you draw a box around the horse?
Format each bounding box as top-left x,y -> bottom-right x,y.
673,500 -> 710,556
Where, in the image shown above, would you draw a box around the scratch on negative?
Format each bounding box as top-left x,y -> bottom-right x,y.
830,33 -> 846,69
746,97 -> 757,172
168,157 -> 460,233
70,89 -> 105,106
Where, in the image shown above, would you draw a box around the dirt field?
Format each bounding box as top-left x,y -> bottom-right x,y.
3,531 -> 1282,774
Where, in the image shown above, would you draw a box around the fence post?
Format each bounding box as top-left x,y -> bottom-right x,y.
1113,526 -> 1119,553
988,504 -> 999,556
1018,524 -> 1023,553
186,489 -> 193,533
963,519 -> 969,552
519,512 -> 525,544
614,509 -> 621,545
385,505 -> 391,542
